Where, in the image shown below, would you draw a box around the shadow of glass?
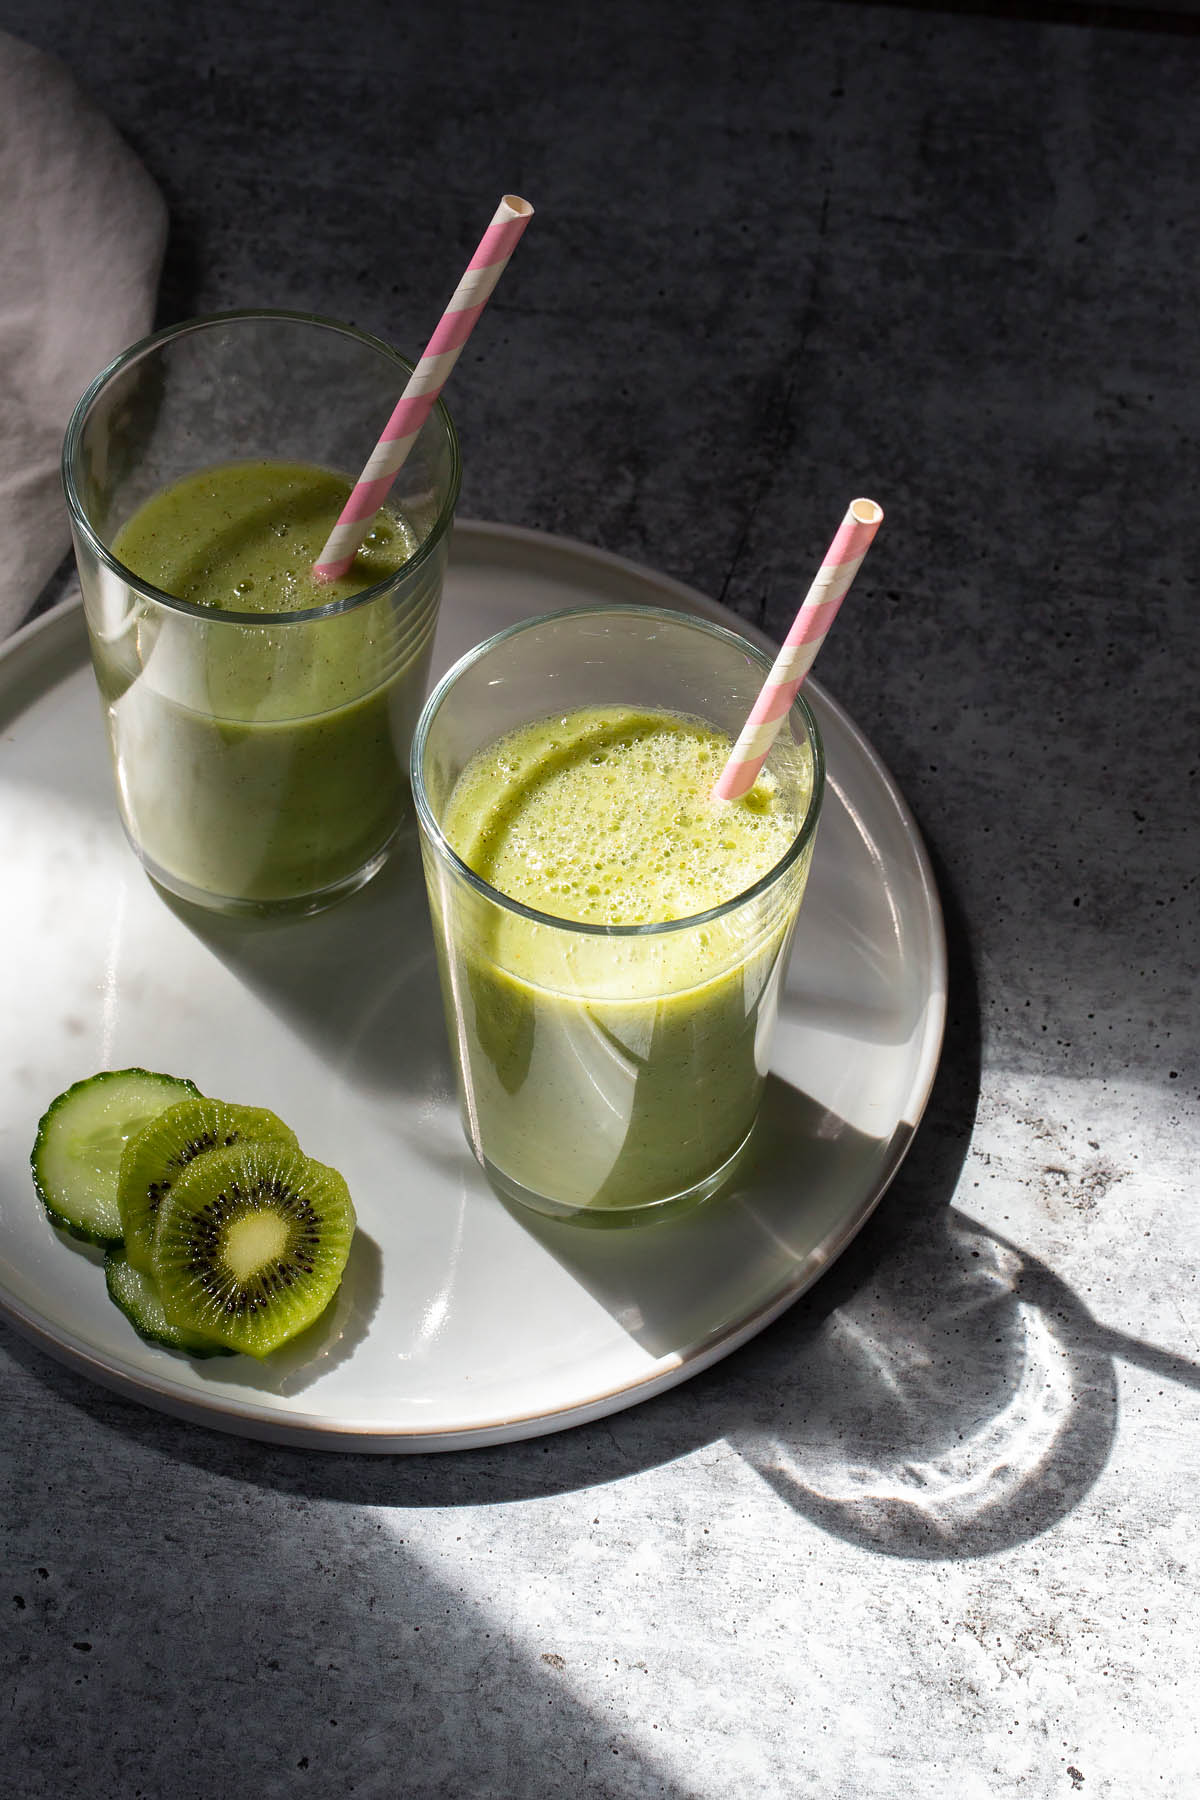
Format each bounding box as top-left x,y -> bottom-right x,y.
737,1209 -> 1121,1559
155,822 -> 456,1103
494,1075 -> 912,1363
691,840 -> 1199,1558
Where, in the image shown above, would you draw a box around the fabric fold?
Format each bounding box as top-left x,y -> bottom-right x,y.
0,29 -> 167,636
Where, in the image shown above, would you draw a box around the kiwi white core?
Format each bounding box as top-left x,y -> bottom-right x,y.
222,1210 -> 290,1282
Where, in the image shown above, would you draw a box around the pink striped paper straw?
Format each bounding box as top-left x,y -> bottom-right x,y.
313,194 -> 534,581
712,498 -> 884,801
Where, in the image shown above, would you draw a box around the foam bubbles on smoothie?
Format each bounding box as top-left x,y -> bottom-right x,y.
444,707 -> 802,925
113,461 -> 417,612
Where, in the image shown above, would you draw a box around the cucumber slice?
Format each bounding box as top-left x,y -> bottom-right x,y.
104,1248 -> 234,1358
31,1069 -> 200,1246
118,1096 -> 298,1276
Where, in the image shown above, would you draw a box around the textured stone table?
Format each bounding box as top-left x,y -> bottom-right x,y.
2,3 -> 1196,1795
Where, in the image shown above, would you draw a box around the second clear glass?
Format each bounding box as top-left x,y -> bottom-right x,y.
62,310 -> 461,917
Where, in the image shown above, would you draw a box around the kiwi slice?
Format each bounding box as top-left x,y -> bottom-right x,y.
154,1140 -> 356,1358
104,1248 -> 234,1358
118,1096 -> 297,1276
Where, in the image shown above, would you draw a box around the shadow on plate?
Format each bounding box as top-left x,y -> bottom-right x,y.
191,1227 -> 384,1399
44,1219 -> 383,1400
492,1077 -> 911,1365
154,824 -> 456,1104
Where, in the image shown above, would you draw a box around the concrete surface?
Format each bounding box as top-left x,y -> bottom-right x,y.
1,2 -> 1197,1796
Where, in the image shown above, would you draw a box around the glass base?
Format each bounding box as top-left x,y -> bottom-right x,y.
481,1125 -> 755,1230
136,836 -> 396,920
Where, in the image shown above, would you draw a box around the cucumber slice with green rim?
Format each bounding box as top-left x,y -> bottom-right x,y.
104,1248 -> 234,1358
118,1097 -> 298,1276
31,1069 -> 200,1246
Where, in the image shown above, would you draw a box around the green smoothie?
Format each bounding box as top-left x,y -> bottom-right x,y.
436,705 -> 816,1213
100,460 -> 442,909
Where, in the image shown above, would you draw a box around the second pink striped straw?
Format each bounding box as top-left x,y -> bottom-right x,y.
313,194 -> 534,581
712,498 -> 884,801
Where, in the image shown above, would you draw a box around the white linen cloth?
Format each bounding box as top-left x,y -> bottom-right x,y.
0,30 -> 166,636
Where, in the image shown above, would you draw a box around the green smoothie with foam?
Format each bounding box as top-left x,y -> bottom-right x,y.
438,705 -> 816,1213
100,460 -> 441,908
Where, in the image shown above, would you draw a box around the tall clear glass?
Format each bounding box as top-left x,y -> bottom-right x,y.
62,310 -> 461,916
412,606 -> 825,1224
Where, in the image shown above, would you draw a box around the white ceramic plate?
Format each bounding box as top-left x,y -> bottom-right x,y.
0,522 -> 945,1451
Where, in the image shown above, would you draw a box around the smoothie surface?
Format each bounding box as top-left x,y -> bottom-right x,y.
443,706 -> 803,926
113,460 -> 416,612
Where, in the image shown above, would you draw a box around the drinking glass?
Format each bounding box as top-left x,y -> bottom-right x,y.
63,310 -> 461,916
412,605 -> 825,1223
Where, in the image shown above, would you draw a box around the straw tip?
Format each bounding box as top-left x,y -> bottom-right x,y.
851,498 -> 883,526
712,765 -> 753,803
501,194 -> 535,218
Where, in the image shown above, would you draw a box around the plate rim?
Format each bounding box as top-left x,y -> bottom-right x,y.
0,519 -> 947,1452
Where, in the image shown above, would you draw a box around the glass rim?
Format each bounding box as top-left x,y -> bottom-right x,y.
410,603 -> 826,940
60,307 -> 462,626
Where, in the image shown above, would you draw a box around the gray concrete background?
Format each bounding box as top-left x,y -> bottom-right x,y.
1,2 -> 1197,1796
